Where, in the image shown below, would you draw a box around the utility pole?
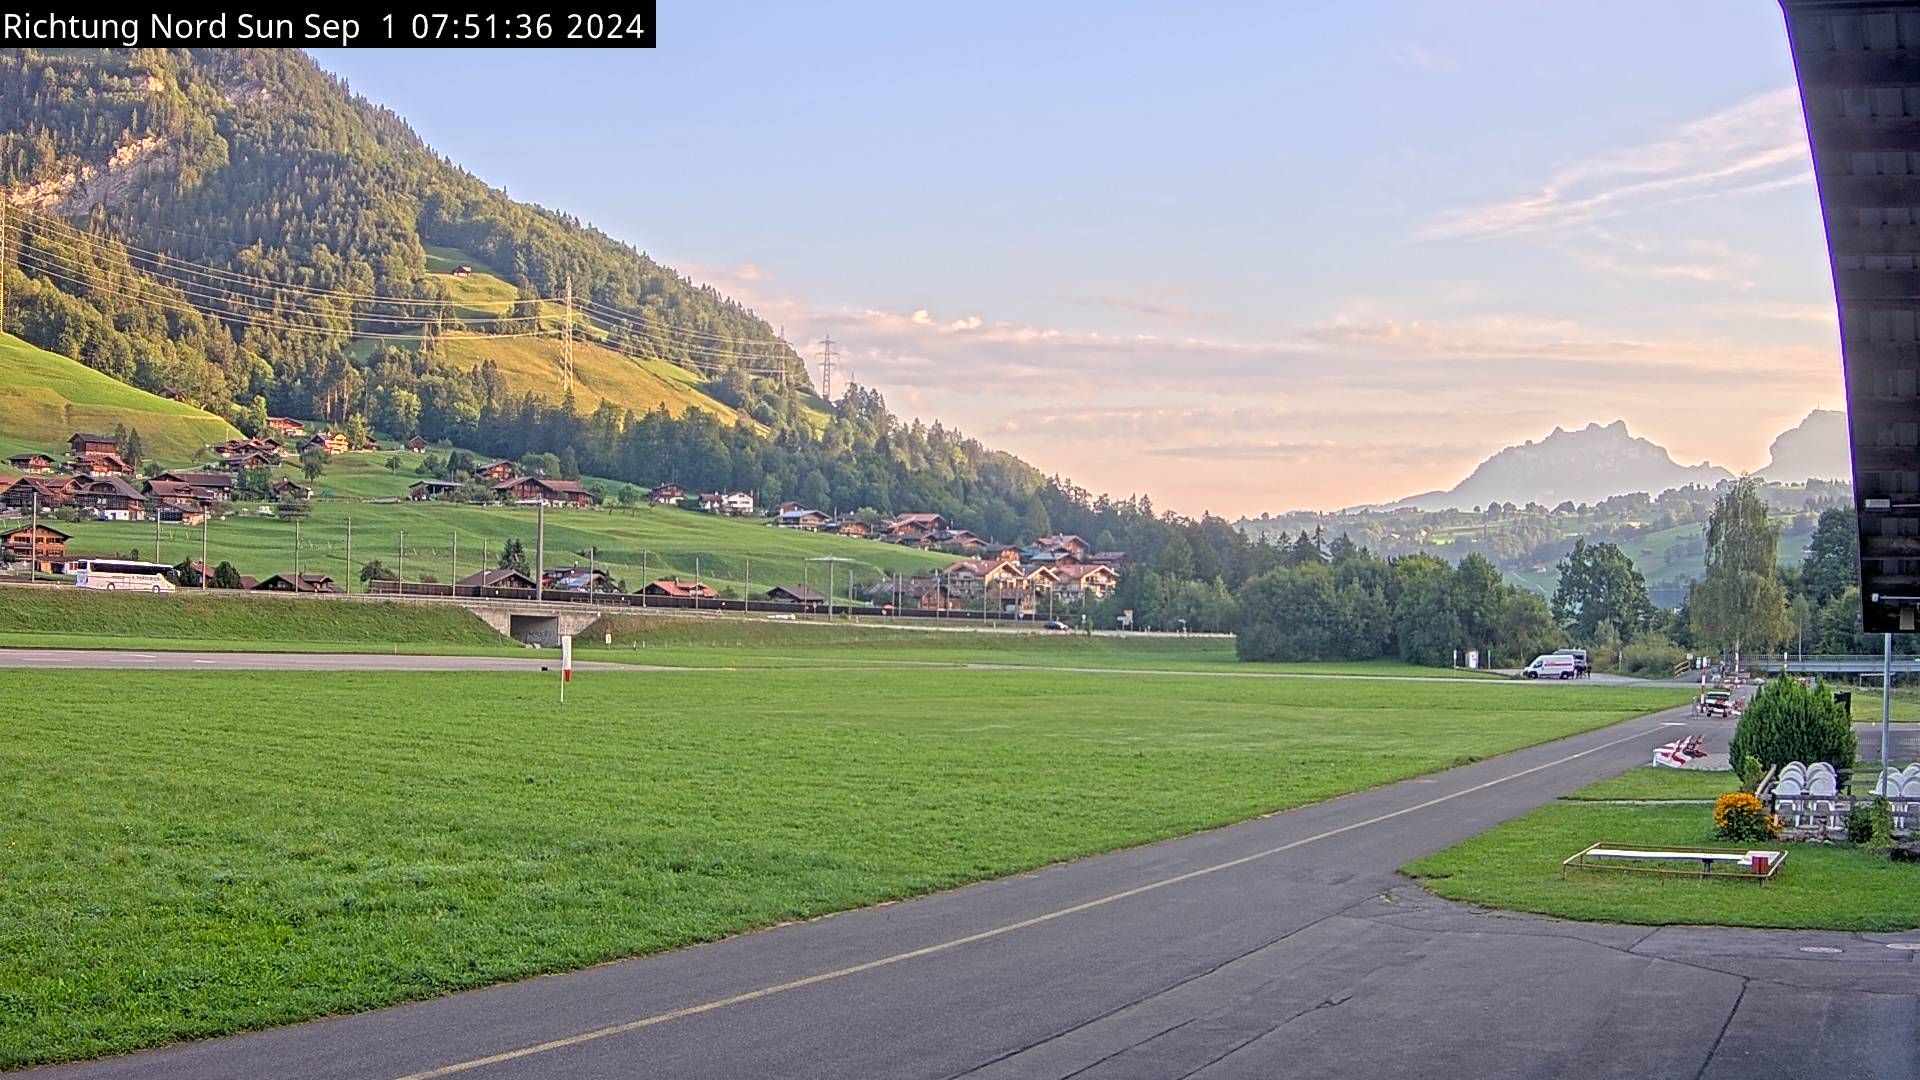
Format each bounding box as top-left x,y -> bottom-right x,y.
562,275 -> 575,394
536,500 -> 546,602
28,490 -> 37,584
744,555 -> 751,611
154,499 -> 162,563
816,333 -> 837,404
1883,633 -> 1893,786
200,514 -> 208,590
295,518 -> 301,577
345,517 -> 352,594
397,530 -> 405,597
451,530 -> 458,597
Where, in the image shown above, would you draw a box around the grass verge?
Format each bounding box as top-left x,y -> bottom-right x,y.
1404,772 -> 1920,932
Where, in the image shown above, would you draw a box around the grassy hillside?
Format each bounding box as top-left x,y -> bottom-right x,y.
51,454 -> 953,600
435,332 -> 740,421
0,334 -> 238,464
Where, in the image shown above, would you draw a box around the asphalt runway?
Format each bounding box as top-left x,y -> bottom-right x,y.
22,708 -> 1917,1080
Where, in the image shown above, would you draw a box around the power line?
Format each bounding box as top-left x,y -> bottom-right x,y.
817,333 -> 837,403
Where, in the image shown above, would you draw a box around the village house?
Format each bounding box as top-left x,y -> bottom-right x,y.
154,471 -> 235,502
71,475 -> 146,521
942,557 -> 1032,598
542,566 -> 616,593
643,578 -> 718,599
266,417 -> 305,437
493,476 -> 595,508
699,490 -> 755,516
456,568 -> 539,592
765,584 -> 825,605
932,529 -> 985,553
1039,562 -> 1121,600
7,452 -> 54,473
648,482 -> 686,505
144,479 -> 210,513
213,436 -> 283,458
774,507 -> 831,530
270,478 -> 314,501
475,459 -> 517,481
405,436 -> 429,453
884,512 -> 947,537
0,476 -> 74,511
69,432 -> 118,458
1,523 -> 69,570
1087,551 -> 1127,568
220,449 -> 279,473
154,503 -> 209,526
914,582 -> 959,611
825,517 -> 872,538
409,479 -> 463,501
69,452 -> 133,476
253,573 -> 343,594
452,265 -> 473,278
1034,534 -> 1092,560
302,431 -> 350,455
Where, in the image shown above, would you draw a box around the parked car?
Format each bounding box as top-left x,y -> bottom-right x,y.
1042,620 -> 1071,631
1522,653 -> 1580,680
1696,689 -> 1737,717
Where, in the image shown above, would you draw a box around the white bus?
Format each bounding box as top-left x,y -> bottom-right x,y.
71,559 -> 177,593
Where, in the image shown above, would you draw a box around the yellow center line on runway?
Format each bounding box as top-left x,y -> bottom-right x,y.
391,721 -> 1673,1080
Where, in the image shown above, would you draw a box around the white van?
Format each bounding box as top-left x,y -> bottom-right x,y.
1523,653 -> 1579,680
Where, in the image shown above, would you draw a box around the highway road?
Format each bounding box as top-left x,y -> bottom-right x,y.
22,707 -> 1917,1080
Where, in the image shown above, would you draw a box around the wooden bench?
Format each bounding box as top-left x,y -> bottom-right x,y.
1563,842 -> 1785,880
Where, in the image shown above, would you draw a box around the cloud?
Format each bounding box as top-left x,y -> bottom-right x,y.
1424,87 -> 1811,240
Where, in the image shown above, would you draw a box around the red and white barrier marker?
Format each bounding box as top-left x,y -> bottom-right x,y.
560,634 -> 573,702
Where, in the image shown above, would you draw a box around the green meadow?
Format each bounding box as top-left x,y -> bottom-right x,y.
0,333 -> 238,463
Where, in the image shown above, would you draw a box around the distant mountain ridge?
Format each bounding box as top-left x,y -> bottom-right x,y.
1757,409 -> 1851,484
1374,421 -> 1734,512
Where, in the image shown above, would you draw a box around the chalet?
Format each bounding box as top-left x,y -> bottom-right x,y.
493,476 -> 595,508
154,503 -> 209,526
826,517 -> 872,539
476,459 -> 517,481
942,557 -> 1030,597
69,452 -> 133,476
643,578 -> 718,599
700,490 -> 755,516
144,479 -> 210,511
270,478 -> 314,501
220,449 -> 279,473
774,507 -> 830,530
1041,563 -> 1121,600
542,566 -> 615,593
266,417 -> 306,437
302,431 -> 350,455
456,568 -> 538,591
993,546 -> 1022,563
648,483 -> 687,505
7,452 -> 54,473
154,472 -> 235,502
253,573 -> 343,594
71,475 -> 146,521
1087,551 -> 1127,567
452,265 -> 474,278
914,582 -> 959,611
405,436 -> 429,453
885,512 -> 948,536
766,584 -> 826,604
159,387 -> 188,402
933,529 -> 985,553
1034,534 -> 1091,559
409,479 -> 463,501
69,433 -> 117,458
1,523 -> 69,569
0,476 -> 73,510
778,500 -> 808,514
1022,544 -> 1080,566
214,437 -> 282,458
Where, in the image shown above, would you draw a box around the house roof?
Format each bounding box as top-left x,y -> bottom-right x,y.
890,512 -> 946,526
158,471 -> 234,488
2,523 -> 71,541
144,480 -> 198,498
411,479 -> 462,490
8,452 -> 51,462
75,475 -> 145,499
768,584 -> 826,602
457,568 -> 536,588
645,578 -> 715,597
492,476 -> 591,496
777,508 -> 827,521
70,432 -> 116,443
254,573 -> 337,592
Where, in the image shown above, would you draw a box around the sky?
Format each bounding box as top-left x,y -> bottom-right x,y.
309,0 -> 1844,518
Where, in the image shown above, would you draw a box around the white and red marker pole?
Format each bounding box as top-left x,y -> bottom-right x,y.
560,634 -> 573,703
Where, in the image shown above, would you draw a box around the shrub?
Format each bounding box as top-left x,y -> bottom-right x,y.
1714,792 -> 1778,842
1728,675 -> 1857,771
1620,634 -> 1686,678
1846,796 -> 1895,849
1735,754 -> 1764,791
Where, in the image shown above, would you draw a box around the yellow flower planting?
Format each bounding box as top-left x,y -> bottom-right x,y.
1714,792 -> 1777,842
